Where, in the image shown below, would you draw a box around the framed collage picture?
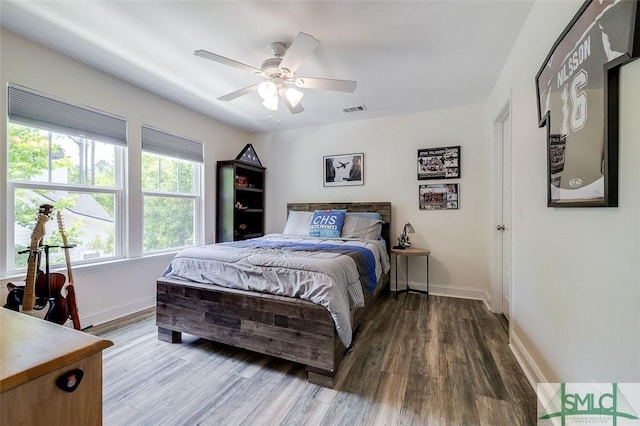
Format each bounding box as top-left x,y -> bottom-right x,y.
419,183 -> 459,210
417,146 -> 460,180
417,146 -> 460,210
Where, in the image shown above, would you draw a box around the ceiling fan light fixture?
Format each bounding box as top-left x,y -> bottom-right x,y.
284,87 -> 304,107
258,81 -> 279,111
262,96 -> 278,111
258,81 -> 277,101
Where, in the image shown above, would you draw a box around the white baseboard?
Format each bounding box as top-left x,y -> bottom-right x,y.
509,330 -> 548,391
81,296 -> 156,329
481,293 -> 492,312
391,281 -> 489,302
429,283 -> 488,301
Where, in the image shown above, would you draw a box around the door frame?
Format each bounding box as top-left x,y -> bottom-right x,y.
490,100 -> 512,317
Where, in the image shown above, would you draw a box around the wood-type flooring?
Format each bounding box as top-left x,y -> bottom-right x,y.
98,294 -> 537,425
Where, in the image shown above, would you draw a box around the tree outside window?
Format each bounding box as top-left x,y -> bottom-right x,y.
141,152 -> 200,252
8,123 -> 119,269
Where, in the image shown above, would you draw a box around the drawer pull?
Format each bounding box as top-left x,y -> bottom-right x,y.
56,369 -> 84,393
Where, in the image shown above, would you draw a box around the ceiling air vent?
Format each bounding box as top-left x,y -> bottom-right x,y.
342,105 -> 367,114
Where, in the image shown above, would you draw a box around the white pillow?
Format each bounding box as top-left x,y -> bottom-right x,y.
282,211 -> 314,235
341,215 -> 383,240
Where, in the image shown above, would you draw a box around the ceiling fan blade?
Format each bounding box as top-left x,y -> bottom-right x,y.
295,77 -> 357,93
218,84 -> 259,101
195,49 -> 262,74
279,32 -> 319,74
281,95 -> 305,114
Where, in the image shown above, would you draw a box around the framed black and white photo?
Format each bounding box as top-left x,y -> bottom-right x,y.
535,0 -> 640,207
323,153 -> 364,187
419,183 -> 459,210
417,146 -> 460,180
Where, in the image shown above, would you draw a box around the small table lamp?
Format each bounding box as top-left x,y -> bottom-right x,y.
394,221 -> 415,249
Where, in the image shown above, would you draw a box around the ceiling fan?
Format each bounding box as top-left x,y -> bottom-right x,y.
195,32 -> 357,114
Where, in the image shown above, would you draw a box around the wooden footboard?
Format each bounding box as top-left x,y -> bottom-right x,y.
156,272 -> 389,387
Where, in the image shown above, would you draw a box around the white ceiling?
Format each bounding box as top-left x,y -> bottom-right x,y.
1,1 -> 534,134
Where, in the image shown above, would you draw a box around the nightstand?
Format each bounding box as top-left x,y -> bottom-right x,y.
390,247 -> 430,299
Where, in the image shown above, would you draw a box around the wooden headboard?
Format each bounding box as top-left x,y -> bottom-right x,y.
286,202 -> 392,252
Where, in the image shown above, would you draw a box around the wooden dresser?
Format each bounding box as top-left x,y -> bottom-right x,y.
0,309 -> 113,425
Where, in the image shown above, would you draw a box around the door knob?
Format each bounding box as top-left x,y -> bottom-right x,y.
496,225 -> 506,231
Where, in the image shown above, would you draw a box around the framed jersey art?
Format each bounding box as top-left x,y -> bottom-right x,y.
536,0 -> 640,207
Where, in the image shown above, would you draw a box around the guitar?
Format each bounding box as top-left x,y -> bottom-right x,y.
4,206 -> 69,324
21,204 -> 53,315
57,211 -> 82,330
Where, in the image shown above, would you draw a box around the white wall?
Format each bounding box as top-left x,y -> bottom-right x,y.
3,0 -> 638,386
0,30 -> 250,326
486,0 -> 640,383
254,105 -> 491,300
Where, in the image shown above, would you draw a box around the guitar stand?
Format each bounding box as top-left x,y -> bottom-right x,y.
5,244 -> 76,313
5,246 -> 46,311
39,244 -> 75,303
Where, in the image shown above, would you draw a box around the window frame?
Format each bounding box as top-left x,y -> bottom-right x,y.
6,141 -> 126,274
141,147 -> 203,255
6,85 -> 128,274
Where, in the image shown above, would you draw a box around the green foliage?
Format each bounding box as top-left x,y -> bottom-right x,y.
141,152 -> 197,251
8,124 -> 50,180
143,196 -> 194,251
142,152 -> 194,194
9,125 -> 199,268
12,189 -> 86,268
87,233 -> 114,254
8,124 -> 72,181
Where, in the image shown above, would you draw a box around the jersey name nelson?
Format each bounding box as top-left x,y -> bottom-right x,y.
537,0 -> 634,202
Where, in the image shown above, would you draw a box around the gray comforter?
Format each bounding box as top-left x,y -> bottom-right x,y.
162,234 -> 390,347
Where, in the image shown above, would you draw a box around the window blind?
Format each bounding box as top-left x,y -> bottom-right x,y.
141,125 -> 203,163
7,84 -> 127,146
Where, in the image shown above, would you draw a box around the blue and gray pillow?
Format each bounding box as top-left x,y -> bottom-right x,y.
309,209 -> 346,238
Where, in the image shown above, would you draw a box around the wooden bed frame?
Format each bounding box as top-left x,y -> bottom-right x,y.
156,202 -> 391,387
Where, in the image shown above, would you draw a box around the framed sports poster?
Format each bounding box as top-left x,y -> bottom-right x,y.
419,184 -> 459,210
417,146 -> 460,180
535,0 -> 640,207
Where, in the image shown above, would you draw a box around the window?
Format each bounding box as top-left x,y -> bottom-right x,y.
7,85 -> 126,271
141,125 -> 203,253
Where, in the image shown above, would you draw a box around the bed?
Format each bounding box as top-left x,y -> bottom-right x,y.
156,202 -> 391,388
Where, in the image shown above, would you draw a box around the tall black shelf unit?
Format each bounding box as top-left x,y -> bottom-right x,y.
216,160 -> 266,242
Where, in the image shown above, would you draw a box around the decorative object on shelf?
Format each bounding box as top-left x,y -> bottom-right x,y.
234,202 -> 248,210
236,175 -> 248,187
323,153 -> 364,187
236,144 -> 263,167
418,146 -> 460,180
535,0 -> 639,207
393,221 -> 415,250
419,183 -> 458,210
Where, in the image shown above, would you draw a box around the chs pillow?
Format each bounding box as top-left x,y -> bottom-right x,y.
341,214 -> 383,240
282,211 -> 314,235
309,210 -> 346,238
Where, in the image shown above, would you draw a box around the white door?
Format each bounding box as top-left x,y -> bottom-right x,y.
499,112 -> 512,320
